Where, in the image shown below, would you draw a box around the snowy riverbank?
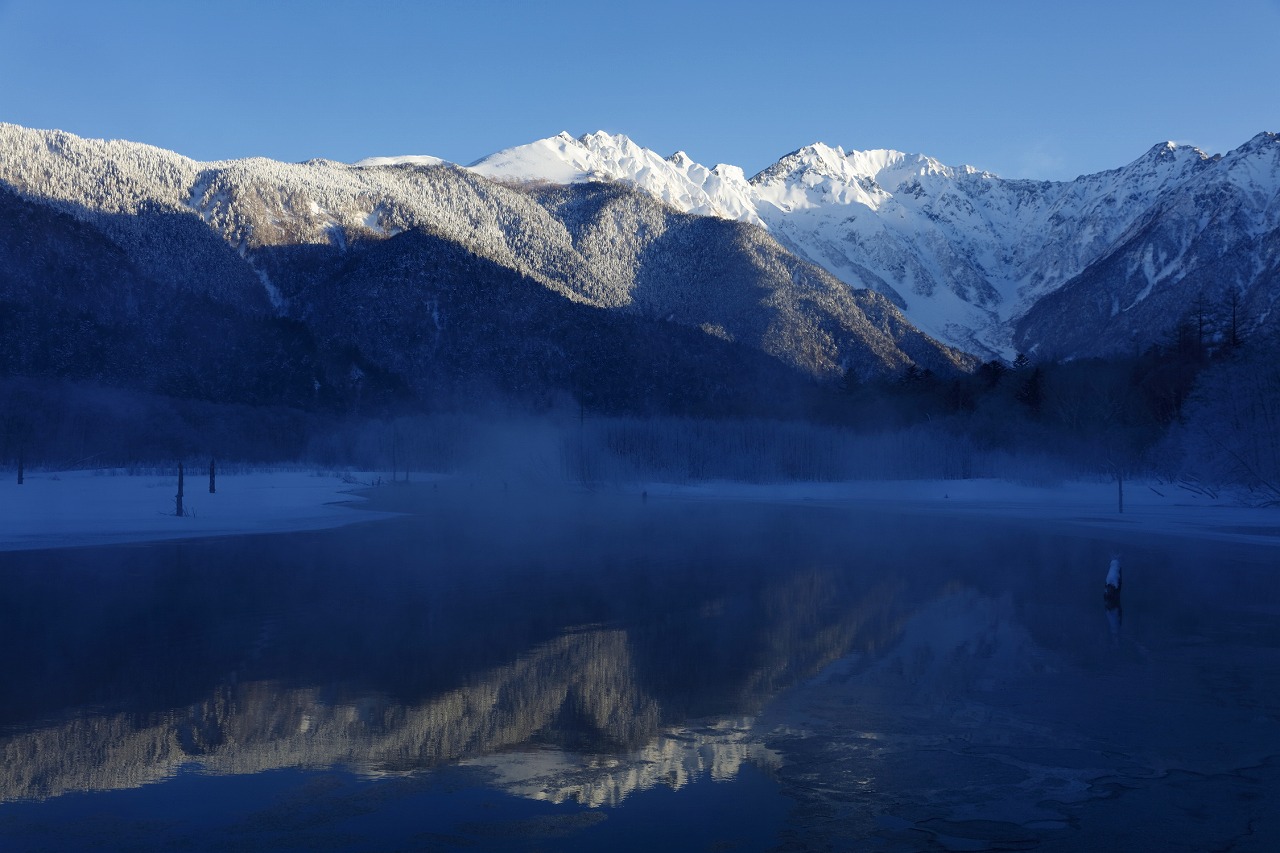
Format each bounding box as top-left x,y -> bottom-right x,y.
1,470 -> 1276,553
651,478 -> 1280,547
0,469 -> 401,552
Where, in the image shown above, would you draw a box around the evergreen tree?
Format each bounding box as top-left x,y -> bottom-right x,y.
1014,366 -> 1044,417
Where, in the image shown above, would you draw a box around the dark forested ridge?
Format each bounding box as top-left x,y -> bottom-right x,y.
0,177 -> 837,468
0,184 -> 822,415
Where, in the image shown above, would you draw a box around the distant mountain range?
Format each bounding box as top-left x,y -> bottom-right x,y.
0,122 -> 1276,415
454,129 -> 1280,359
0,123 -> 972,415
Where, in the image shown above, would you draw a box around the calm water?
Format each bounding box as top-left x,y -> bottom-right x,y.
1,484 -> 1278,852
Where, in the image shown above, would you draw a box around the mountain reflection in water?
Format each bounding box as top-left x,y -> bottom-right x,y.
2,630 -> 771,805
2,483 -> 1279,851
0,488 -> 904,807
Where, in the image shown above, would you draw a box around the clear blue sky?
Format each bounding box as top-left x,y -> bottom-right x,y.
1,0 -> 1276,181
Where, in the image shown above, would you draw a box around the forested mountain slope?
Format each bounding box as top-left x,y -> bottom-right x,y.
0,123 -> 973,419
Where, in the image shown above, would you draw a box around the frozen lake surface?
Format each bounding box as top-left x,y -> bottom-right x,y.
1,480 -> 1278,851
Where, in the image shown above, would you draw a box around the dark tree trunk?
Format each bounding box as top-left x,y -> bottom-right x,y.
17,451 -> 23,485
209,458 -> 216,494
176,461 -> 185,517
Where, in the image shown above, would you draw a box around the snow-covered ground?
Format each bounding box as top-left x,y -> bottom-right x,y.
0,469 -> 401,553
1,470 -> 1275,554
649,478 -> 1280,548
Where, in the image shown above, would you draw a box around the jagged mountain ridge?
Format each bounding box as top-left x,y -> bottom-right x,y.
1015,133 -> 1280,356
0,122 -> 973,415
459,130 -> 1280,358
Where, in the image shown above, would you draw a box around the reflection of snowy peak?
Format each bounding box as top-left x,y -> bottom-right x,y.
457,131 -> 1279,358
466,717 -> 775,809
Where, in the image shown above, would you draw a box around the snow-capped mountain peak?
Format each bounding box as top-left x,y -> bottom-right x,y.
354,153 -> 450,168
1221,131 -> 1280,185
1241,130 -> 1280,153
752,145 -> 970,194
466,132 -> 601,183
840,148 -> 912,182
466,131 -> 762,224
1127,139 -> 1209,173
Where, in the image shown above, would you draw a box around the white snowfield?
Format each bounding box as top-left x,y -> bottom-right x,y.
1,470 -> 1275,553
0,470 -> 400,553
